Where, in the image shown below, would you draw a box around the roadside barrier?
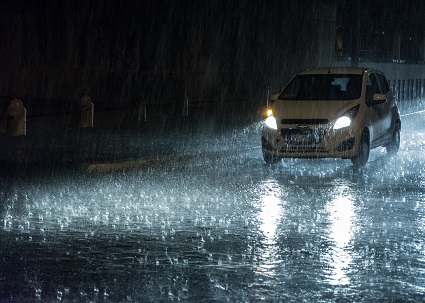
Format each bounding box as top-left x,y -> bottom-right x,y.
3,79 -> 422,134
79,95 -> 94,128
389,79 -> 425,112
6,98 -> 26,136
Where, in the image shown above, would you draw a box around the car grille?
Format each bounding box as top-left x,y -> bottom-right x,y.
281,128 -> 326,145
280,146 -> 328,153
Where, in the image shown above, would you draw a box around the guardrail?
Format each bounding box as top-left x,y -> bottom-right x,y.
389,79 -> 425,112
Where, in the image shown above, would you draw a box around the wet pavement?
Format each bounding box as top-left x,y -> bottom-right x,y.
0,117 -> 256,174
1,112 -> 425,302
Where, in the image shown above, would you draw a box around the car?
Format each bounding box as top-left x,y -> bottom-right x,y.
261,67 -> 401,167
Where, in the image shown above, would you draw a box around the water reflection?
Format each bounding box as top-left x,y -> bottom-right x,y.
253,179 -> 285,276
325,181 -> 358,286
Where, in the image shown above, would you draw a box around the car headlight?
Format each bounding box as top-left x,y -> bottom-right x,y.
333,105 -> 360,130
333,116 -> 352,130
265,116 -> 277,130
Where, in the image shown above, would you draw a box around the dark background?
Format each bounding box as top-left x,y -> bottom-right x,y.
0,0 -> 424,123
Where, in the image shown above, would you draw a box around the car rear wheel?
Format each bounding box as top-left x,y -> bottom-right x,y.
386,122 -> 400,155
351,131 -> 370,168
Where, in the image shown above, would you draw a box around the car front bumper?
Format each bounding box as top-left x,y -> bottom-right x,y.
261,126 -> 359,159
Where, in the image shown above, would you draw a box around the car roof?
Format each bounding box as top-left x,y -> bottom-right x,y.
299,67 -> 382,75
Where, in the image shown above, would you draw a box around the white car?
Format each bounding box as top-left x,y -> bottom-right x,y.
261,67 -> 401,167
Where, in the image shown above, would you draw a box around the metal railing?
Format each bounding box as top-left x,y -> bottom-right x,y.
389,79 -> 425,113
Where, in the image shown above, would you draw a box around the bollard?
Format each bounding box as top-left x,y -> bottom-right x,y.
137,101 -> 147,123
79,95 -> 93,128
7,98 -> 26,136
182,95 -> 189,117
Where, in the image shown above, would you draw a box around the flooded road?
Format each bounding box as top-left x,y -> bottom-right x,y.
1,112 -> 425,302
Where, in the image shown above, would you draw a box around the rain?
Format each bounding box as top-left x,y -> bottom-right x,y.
1,0 -> 425,302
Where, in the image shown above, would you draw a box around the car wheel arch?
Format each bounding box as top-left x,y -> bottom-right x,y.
360,127 -> 370,145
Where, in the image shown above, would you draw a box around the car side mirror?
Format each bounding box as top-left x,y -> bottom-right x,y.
372,93 -> 387,104
269,94 -> 279,103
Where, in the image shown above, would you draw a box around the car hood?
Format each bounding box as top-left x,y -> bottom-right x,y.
273,99 -> 358,121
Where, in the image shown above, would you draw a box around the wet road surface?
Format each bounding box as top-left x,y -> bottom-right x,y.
1,112 -> 425,302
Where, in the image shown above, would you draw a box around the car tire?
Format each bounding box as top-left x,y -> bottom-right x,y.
386,122 -> 400,155
351,131 -> 370,168
262,149 -> 278,164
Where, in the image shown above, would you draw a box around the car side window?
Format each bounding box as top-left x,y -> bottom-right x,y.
375,73 -> 390,94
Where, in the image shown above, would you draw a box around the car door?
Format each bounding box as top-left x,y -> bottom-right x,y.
375,73 -> 393,135
365,73 -> 384,145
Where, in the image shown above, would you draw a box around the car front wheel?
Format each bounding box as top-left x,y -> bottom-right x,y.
351,131 -> 370,168
386,122 -> 400,155
262,149 -> 278,164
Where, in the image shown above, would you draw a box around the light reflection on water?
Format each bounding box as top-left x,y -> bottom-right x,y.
324,182 -> 358,286
254,179 -> 285,277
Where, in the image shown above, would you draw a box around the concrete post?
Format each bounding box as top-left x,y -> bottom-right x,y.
80,95 -> 93,128
137,100 -> 147,123
7,98 -> 26,136
182,95 -> 189,117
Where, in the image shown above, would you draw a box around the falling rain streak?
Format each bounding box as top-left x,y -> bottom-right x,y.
1,0 -> 425,302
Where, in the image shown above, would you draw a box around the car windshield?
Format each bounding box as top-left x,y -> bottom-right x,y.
279,74 -> 363,100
